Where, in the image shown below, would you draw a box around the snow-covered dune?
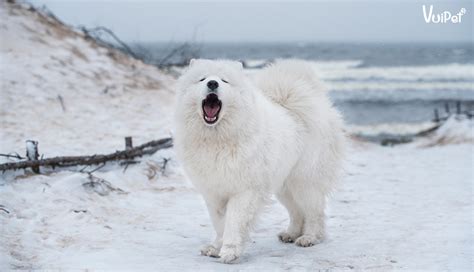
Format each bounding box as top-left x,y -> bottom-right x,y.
0,2 -> 472,270
0,1 -> 174,157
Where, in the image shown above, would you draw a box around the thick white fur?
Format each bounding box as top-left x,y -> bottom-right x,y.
174,59 -> 345,263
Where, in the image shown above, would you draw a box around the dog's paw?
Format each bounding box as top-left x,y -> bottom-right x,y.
219,245 -> 240,264
295,235 -> 323,247
278,231 -> 298,243
200,244 -> 220,257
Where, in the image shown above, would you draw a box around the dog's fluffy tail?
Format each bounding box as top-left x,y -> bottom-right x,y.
254,59 -> 332,128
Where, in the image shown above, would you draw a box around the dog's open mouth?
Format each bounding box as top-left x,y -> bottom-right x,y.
202,93 -> 222,125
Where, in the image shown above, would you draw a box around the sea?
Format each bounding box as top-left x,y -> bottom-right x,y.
134,42 -> 474,137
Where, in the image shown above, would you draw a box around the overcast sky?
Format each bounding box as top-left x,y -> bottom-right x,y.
30,0 -> 473,43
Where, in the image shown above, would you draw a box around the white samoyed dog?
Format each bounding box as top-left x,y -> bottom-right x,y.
174,59 -> 345,263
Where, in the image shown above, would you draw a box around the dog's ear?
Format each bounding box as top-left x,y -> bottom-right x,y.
189,58 -> 197,66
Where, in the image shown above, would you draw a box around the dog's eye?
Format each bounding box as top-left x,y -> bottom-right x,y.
199,78 -> 206,82
222,79 -> 229,84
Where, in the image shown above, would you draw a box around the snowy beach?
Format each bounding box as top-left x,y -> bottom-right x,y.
1,142 -> 472,270
1,2 -> 473,271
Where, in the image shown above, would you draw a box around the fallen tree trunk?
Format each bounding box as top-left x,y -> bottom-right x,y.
0,138 -> 173,173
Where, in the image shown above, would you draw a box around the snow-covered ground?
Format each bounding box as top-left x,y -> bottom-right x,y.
1,2 -> 473,271
1,141 -> 472,270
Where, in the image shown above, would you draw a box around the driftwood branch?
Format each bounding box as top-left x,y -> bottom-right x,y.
0,153 -> 24,160
57,94 -> 66,112
0,138 -> 172,172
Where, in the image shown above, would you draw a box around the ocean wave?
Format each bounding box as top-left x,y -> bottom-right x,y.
309,62 -> 474,81
243,59 -> 474,83
329,82 -> 472,92
330,88 -> 474,102
347,121 -> 436,136
328,77 -> 474,83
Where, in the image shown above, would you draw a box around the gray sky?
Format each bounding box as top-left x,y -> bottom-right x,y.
30,0 -> 473,43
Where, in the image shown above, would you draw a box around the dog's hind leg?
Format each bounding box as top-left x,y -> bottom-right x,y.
293,184 -> 327,247
276,185 -> 304,243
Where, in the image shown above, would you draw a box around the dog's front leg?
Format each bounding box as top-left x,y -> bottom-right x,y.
219,190 -> 264,263
201,198 -> 225,257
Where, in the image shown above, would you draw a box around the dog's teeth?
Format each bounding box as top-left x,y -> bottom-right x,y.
204,115 -> 217,123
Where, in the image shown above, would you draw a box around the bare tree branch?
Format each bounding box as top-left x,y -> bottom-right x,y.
79,26 -> 139,59
23,1 -> 200,68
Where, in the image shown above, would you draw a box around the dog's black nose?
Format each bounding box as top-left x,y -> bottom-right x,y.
207,80 -> 219,90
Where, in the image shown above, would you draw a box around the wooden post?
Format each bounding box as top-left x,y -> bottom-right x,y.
456,101 -> 461,115
26,140 -> 40,173
444,102 -> 450,114
434,108 -> 439,123
125,137 -> 133,150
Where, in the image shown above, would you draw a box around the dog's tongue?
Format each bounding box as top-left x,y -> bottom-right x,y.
203,104 -> 219,118
203,93 -> 221,118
